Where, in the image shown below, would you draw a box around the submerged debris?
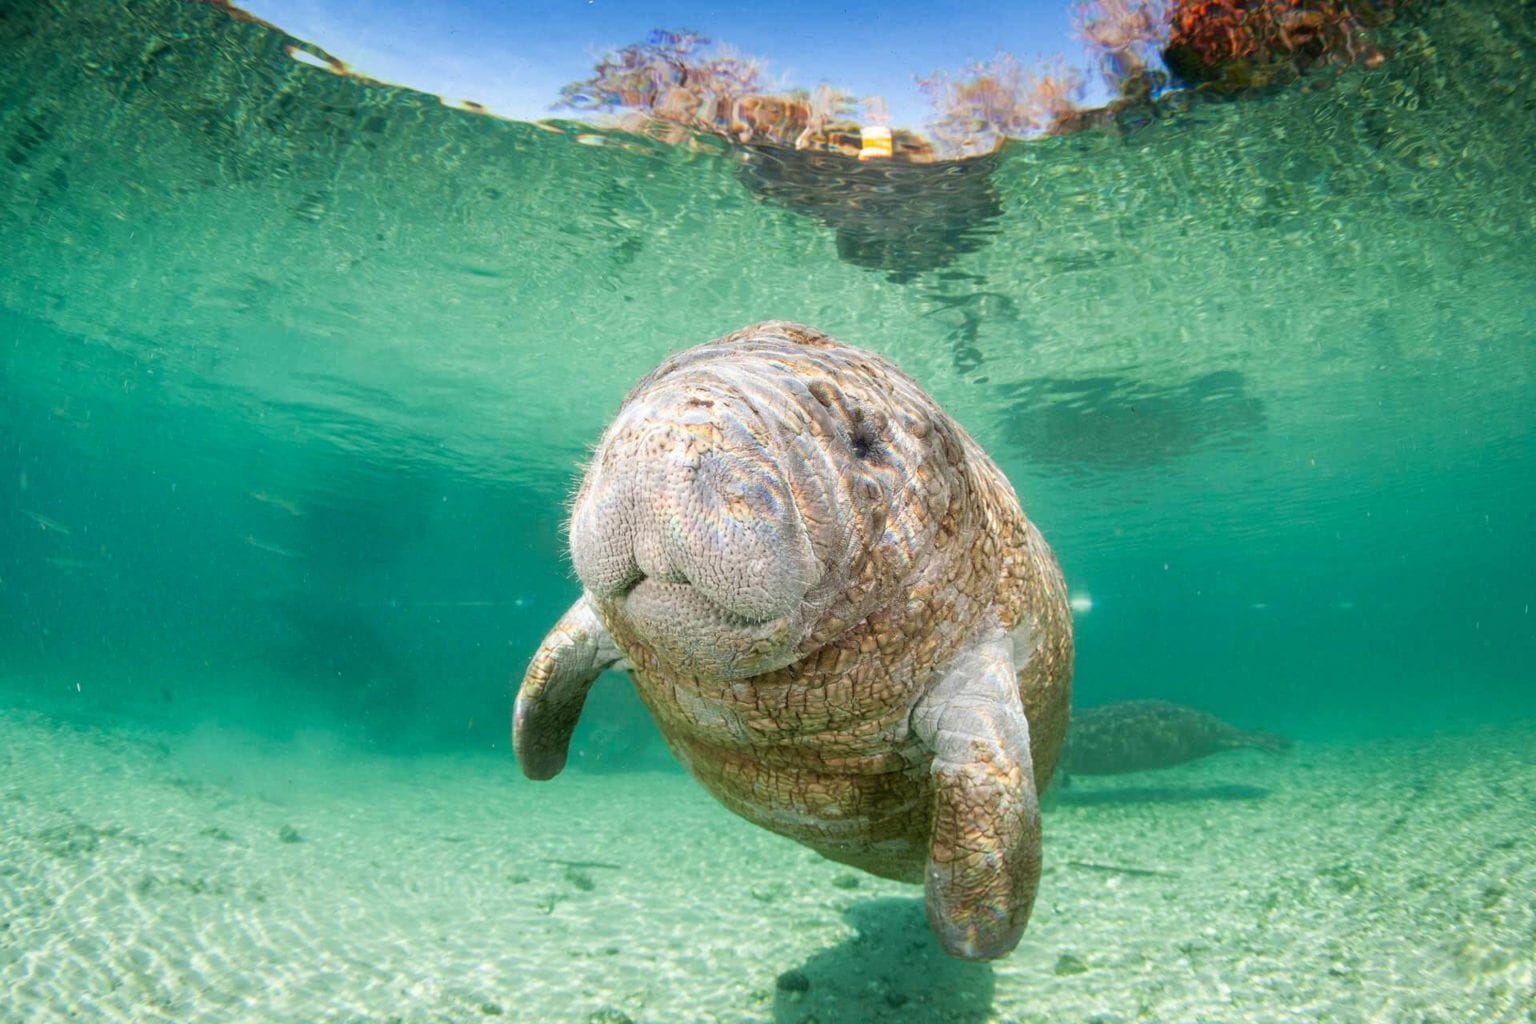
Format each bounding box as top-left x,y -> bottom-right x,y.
585,1009 -> 635,1024
1066,859 -> 1179,878
1054,952 -> 1091,976
775,968 -> 812,993
545,858 -> 622,870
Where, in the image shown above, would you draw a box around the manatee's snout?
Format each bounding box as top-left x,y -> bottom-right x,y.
570,383 -> 819,676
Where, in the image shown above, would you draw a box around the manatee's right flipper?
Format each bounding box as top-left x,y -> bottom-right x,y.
910,629 -> 1041,961
513,595 -> 628,780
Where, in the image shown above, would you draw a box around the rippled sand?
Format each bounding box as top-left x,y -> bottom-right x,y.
2,703 -> 1532,1024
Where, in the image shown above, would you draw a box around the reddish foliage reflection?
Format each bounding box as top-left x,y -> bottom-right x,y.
1164,0 -> 1394,89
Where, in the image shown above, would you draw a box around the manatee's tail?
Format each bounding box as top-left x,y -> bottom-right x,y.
1238,728 -> 1292,754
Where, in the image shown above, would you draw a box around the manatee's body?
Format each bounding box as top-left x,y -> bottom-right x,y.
514,321 -> 1072,960
1062,700 -> 1290,775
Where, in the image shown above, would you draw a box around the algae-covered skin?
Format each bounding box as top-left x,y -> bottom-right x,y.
1062,699 -> 1292,775
514,321 -> 1073,960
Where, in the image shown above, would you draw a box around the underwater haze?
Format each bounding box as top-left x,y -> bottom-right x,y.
1,1 -> 1534,1022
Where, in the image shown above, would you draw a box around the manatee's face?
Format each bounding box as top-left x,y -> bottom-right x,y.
569,339 -> 916,680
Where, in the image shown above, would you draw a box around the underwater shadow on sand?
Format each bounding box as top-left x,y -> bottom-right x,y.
773,897 -> 993,1023
1055,782 -> 1270,807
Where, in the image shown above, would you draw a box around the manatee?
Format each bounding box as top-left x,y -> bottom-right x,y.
513,320 -> 1073,960
1061,700 -> 1291,776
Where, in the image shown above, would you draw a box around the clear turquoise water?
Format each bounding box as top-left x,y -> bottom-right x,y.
0,3 -> 1534,1017
3,0 -> 1531,752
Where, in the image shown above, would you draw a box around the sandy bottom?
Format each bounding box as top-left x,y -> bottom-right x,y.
2,703 -> 1533,1024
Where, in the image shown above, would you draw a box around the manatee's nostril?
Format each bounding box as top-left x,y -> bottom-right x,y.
849,406 -> 887,461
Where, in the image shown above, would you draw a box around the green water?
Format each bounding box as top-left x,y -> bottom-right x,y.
3,0 -> 1531,754
1,1 -> 1534,1020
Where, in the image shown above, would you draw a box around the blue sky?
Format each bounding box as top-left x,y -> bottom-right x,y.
238,0 -> 1100,131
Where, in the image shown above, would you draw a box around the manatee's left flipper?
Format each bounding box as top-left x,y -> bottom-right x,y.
910,629 -> 1040,961
513,594 -> 629,780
